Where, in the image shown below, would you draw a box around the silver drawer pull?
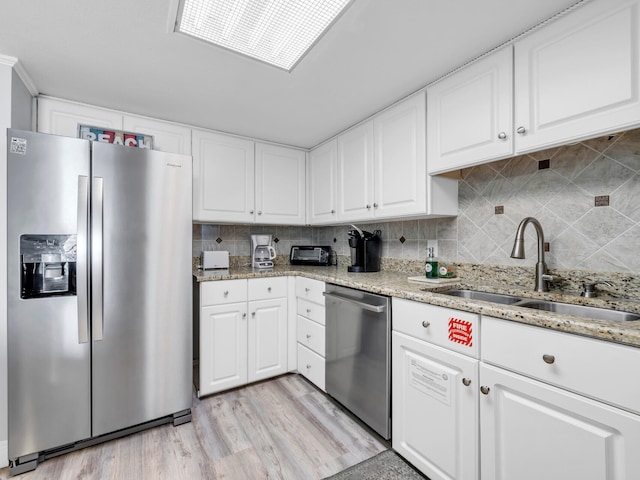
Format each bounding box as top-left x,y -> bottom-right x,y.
306,334 -> 311,339
462,378 -> 471,387
223,290 -> 229,296
242,313 -> 246,319
306,364 -> 312,369
268,287 -> 272,292
422,321 -> 430,328
305,287 -> 310,293
543,354 -> 555,364
480,386 -> 490,395
306,308 -> 312,314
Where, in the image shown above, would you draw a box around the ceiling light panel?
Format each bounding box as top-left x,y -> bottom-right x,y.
177,0 -> 353,71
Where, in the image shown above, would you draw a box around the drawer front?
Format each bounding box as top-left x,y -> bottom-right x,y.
200,279 -> 247,306
248,276 -> 287,301
482,316 -> 640,415
297,315 -> 325,356
297,298 -> 326,325
393,298 -> 480,358
295,277 -> 325,305
297,343 -> 325,391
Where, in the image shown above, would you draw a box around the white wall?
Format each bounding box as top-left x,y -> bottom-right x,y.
0,56 -> 33,469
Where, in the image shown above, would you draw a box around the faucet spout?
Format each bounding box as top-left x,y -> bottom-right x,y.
510,217 -> 549,292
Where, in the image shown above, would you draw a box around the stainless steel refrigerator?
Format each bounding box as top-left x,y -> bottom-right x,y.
7,129 -> 193,475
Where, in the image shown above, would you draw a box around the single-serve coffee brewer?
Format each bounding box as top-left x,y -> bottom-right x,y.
251,234 -> 277,269
347,225 -> 382,272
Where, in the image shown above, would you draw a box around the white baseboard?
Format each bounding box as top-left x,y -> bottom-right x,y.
0,439 -> 8,468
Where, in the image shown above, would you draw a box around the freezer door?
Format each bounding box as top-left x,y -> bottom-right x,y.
7,130 -> 92,459
91,142 -> 192,436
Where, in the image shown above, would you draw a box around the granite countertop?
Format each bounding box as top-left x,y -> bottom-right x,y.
193,264 -> 640,349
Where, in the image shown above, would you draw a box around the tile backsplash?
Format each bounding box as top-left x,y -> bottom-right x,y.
194,127 -> 640,275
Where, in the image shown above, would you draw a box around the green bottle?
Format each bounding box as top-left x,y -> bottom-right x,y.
425,247 -> 438,279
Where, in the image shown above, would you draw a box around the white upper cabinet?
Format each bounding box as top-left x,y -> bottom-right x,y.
192,129 -> 255,223
427,0 -> 640,174
374,92 -> 427,219
428,47 -> 513,174
514,0 -> 640,153
333,92 -> 457,223
308,138 -> 338,224
337,120 -> 375,222
122,114 -> 192,155
255,142 -> 306,225
38,97 -> 123,137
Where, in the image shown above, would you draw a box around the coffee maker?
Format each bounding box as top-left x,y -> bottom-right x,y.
347,225 -> 382,272
251,234 -> 277,269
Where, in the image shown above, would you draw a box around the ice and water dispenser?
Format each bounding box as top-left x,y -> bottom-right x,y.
20,234 -> 77,299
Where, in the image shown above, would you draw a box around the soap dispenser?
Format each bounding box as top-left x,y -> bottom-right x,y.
425,247 -> 438,279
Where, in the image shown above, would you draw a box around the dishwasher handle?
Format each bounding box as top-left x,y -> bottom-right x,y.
323,291 -> 387,313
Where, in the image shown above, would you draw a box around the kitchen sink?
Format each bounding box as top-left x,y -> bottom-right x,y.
517,300 -> 640,322
438,289 -> 640,322
439,289 -> 523,305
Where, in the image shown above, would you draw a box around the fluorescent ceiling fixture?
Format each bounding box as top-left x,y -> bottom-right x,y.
176,0 -> 353,71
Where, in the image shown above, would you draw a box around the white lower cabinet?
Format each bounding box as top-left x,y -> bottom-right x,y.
392,298 -> 479,480
197,277 -> 288,397
295,277 -> 326,391
480,316 -> 640,480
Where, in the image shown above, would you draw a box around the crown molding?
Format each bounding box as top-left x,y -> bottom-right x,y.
0,54 -> 38,96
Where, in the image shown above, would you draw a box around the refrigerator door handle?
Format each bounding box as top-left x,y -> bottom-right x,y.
92,176 -> 104,341
77,176 -> 89,344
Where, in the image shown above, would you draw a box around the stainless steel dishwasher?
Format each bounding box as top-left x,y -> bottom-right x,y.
324,284 -> 391,439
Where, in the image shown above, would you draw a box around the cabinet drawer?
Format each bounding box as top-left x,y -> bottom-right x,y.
482,316 -> 640,415
295,277 -> 326,305
393,298 -> 480,358
297,343 -> 325,391
297,315 -> 325,356
248,276 -> 287,301
200,279 -> 247,306
297,298 -> 326,325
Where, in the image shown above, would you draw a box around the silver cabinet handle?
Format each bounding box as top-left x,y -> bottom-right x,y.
267,287 -> 272,292
462,378 -> 471,387
242,313 -> 247,318
249,210 -> 254,214
305,287 -> 310,293
543,354 -> 555,364
306,334 -> 311,339
92,177 -> 104,342
224,290 -> 229,296
366,204 -> 371,209
323,291 -> 386,313
373,203 -> 379,208
77,176 -> 89,344
306,308 -> 311,314
516,126 -> 527,134
252,312 -> 256,317
480,386 -> 491,395
498,132 -> 507,140
258,211 -> 262,215
331,209 -> 336,214
306,364 -> 312,369
422,320 -> 430,328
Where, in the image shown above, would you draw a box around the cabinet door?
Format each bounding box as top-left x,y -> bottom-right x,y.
123,114 -> 191,155
38,97 -> 123,137
255,143 -> 306,225
247,297 -> 288,383
308,139 -> 338,224
480,363 -> 640,480
192,129 -> 255,223
337,120 -> 374,221
392,331 -> 478,480
373,92 -> 426,218
428,47 -> 513,174
514,0 -> 640,153
199,302 -> 248,396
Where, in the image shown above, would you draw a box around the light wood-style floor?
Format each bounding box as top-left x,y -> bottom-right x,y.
0,374 -> 387,479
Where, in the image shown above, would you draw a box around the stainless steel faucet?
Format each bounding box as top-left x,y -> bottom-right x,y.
510,217 -> 557,292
